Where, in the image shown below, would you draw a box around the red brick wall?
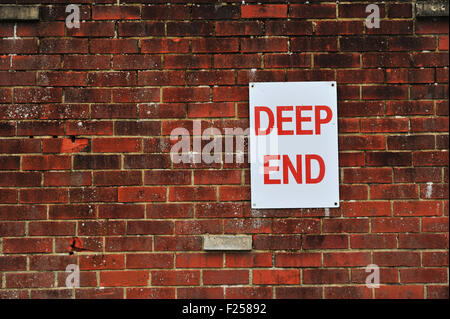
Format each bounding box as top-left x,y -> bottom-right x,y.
0,1 -> 448,299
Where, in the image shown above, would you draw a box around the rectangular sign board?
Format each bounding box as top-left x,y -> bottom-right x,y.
249,82 -> 339,209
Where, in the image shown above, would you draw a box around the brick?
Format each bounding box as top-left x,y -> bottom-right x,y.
343,168 -> 392,183
214,54 -> 261,69
413,53 -> 449,67
303,235 -> 348,249
427,286 -> 449,299
366,152 -> 412,166
21,189 -> 68,204
169,186 -> 216,202
325,286 -> 372,299
423,252 -> 449,267
127,221 -> 173,235
177,287 -> 223,299
226,287 -> 272,299
422,217 -> 448,232
219,186 -> 250,201
49,205 -> 96,220
118,187 -> 166,203
118,22 -> 164,37
90,39 -> 138,54
290,4 -> 336,18
401,268 -> 447,283
371,185 -> 418,199
175,220 -> 221,235
276,287 -> 322,299
213,86 -> 247,102
74,155 -> 120,169
204,270 -> 248,285
31,290 -> 73,299
363,53 -> 411,68
317,21 -> 363,35
75,288 -> 123,299
188,102 -> 235,118
29,221 -> 76,236
337,69 -> 384,84
350,234 -> 397,249
167,22 -> 213,36
127,288 -> 174,299
272,219 -> 320,234
376,286 -> 424,299
394,201 -> 443,217
23,155 -> 71,170
291,37 -> 337,52
14,88 -> 62,103
414,151 -> 449,166
176,253 -> 223,268
371,218 -> 420,233
152,271 -> 200,286
145,171 -> 191,186
276,253 -> 321,268
215,21 -> 264,36
0,221 -> 24,236
92,5 -> 140,20
225,253 -> 272,268
0,205 -> 46,221
266,21 -> 312,35
0,39 -> 37,54
241,5 -> 287,18
253,235 -> 301,250
6,273 -> 54,289
224,219 -> 271,234
323,218 -> 370,233
100,271 -> 149,287
4,238 -> 52,254
242,37 -> 287,52
138,71 -> 185,86
253,270 -> 299,285
374,252 -> 420,267
99,204 -> 144,219
78,221 -> 126,236
154,236 -> 202,252
141,39 -> 189,54
196,203 -> 244,218
192,38 -> 239,53
420,183 -> 449,199
0,256 -> 27,271
63,55 -> 110,70
67,21 -> 115,37
339,135 -> 385,150
187,71 -> 234,86
142,5 -> 189,20
304,269 -> 349,284
71,187 -> 118,203
124,155 -> 170,169
40,39 -> 87,54
30,255 -> 75,271
163,87 -> 209,103
399,234 -> 447,249
127,254 -> 173,269
140,105 -> 186,120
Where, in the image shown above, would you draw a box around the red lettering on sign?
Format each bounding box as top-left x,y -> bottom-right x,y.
295,105 -> 313,135
263,154 -> 325,185
315,105 -> 332,135
277,106 -> 294,135
255,107 -> 274,136
263,155 -> 281,184
283,154 -> 302,184
305,154 -> 325,184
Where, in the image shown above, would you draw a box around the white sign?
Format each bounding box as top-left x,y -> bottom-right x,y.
249,82 -> 339,209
